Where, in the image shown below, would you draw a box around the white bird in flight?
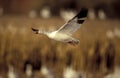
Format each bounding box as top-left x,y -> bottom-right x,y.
32,8 -> 88,45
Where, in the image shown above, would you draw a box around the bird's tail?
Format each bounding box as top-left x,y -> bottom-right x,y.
67,39 -> 80,45
31,28 -> 39,34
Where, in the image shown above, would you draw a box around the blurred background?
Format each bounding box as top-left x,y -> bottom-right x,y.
0,0 -> 120,78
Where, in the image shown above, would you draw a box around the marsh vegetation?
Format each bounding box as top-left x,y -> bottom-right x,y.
0,16 -> 120,78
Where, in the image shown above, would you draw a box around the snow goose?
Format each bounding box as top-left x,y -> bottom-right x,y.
32,8 -> 88,45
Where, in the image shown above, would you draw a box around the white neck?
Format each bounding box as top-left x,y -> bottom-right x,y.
39,30 -> 49,36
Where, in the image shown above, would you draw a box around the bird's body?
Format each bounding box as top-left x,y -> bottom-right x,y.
48,31 -> 71,41
32,8 -> 88,45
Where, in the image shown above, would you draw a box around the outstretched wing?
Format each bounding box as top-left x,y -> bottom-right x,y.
57,8 -> 88,36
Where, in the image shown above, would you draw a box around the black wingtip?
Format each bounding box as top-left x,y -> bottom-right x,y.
77,8 -> 88,19
69,8 -> 88,22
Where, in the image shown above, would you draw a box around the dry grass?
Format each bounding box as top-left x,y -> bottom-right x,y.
0,16 -> 120,77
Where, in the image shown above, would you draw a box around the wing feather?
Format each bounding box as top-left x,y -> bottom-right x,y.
57,8 -> 88,35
